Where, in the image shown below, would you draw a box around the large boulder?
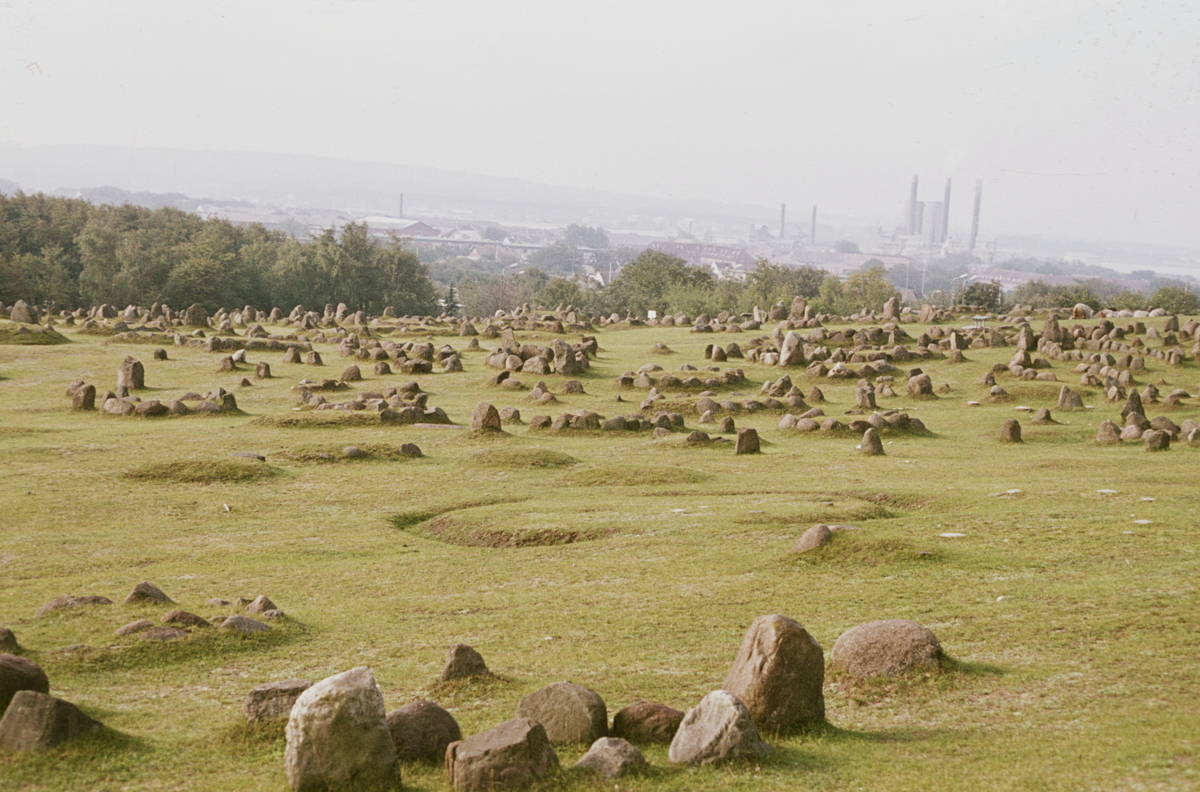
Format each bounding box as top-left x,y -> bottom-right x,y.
9,300 -> 38,325
830,619 -> 944,678
514,681 -> 607,744
445,718 -> 558,792
386,699 -> 461,763
0,691 -> 102,750
721,614 -> 825,730
667,690 -> 769,765
284,667 -> 400,792
1,654 -> 50,714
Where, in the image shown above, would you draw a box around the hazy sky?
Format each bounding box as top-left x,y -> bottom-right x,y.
3,0 -> 1199,248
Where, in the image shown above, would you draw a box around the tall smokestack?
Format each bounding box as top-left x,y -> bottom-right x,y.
942,179 -> 951,244
780,203 -> 786,240
811,205 -> 817,247
968,179 -> 982,252
399,193 -> 404,218
908,175 -> 919,234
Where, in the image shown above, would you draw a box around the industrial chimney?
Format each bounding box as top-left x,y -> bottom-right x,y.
908,175 -> 919,234
780,203 -> 786,240
811,205 -> 817,247
942,179 -> 951,244
968,179 -> 982,252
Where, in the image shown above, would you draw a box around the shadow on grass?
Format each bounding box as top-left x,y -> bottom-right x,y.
764,719 -> 954,755
940,655 -> 1006,677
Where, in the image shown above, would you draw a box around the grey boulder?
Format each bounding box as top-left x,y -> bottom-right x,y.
285,667 -> 399,792
668,690 -> 769,765
722,614 -> 825,730
514,681 -> 607,744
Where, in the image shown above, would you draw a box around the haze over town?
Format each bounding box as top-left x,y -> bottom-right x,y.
3,1 -> 1199,275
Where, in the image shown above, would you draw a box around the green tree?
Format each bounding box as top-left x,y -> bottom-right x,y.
1150,284 -> 1200,315
607,249 -> 712,316
834,239 -> 861,254
843,264 -> 901,312
744,259 -> 825,308
962,279 -> 1003,311
563,224 -> 609,249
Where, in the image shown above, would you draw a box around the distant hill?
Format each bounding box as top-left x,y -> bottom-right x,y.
0,143 -> 773,230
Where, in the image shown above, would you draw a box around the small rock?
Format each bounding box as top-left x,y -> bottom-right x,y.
575,736 -> 647,778
140,626 -> 187,642
219,615 -> 271,635
244,679 -> 312,723
114,619 -> 154,637
244,595 -> 277,614
161,610 -> 211,629
610,702 -> 683,744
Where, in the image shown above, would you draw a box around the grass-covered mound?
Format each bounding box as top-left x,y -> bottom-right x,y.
0,324 -> 70,345
122,460 -> 281,484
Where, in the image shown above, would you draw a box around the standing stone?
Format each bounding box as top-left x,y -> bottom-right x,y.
575,737 -> 647,778
470,402 -> 502,433
668,690 -> 769,765
778,331 -> 803,367
906,373 -> 934,398
184,303 -> 209,327
999,419 -> 1022,443
610,702 -> 684,744
1057,386 -> 1085,409
1145,430 -> 1171,452
441,644 -> 490,682
71,384 -> 96,410
116,357 -> 145,391
1,654 -> 50,714
734,428 -> 760,455
514,681 -> 607,744
0,691 -> 102,750
721,614 -> 825,730
284,667 -> 399,792
791,524 -> 832,553
256,361 -> 272,379
445,718 -> 558,792
123,581 -> 173,605
9,300 -> 38,325
1096,420 -> 1122,444
244,679 -> 313,723
830,619 -> 944,678
860,427 -> 885,456
386,699 -> 461,762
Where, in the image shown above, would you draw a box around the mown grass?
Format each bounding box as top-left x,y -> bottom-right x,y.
1,313 -> 1199,791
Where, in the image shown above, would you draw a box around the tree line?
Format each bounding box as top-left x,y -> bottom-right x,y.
0,192 -> 440,315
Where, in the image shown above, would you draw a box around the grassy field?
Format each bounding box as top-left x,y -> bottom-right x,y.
0,312 -> 1198,791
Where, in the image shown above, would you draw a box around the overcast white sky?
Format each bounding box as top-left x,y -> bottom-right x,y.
2,0 -> 1198,247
